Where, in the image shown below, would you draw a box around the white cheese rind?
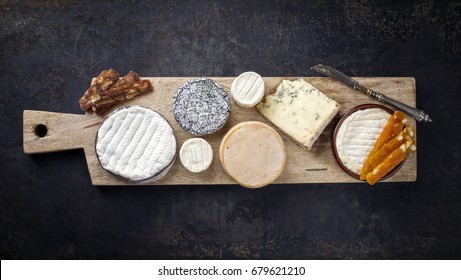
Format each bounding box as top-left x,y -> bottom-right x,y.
96,106 -> 177,183
179,138 -> 213,173
256,79 -> 340,150
336,108 -> 391,174
231,71 -> 265,108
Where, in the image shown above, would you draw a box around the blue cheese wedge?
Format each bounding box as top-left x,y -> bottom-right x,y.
95,106 -> 177,183
231,71 -> 265,108
256,79 -> 340,150
179,138 -> 213,173
173,78 -> 230,136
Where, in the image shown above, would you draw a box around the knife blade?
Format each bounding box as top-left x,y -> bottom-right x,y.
311,64 -> 432,122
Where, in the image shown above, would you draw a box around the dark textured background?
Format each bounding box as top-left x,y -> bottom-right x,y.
1,0 -> 460,259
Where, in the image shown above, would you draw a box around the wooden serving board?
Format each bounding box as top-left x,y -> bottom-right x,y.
23,77 -> 417,186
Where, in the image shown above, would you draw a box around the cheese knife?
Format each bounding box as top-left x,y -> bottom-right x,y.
311,64 -> 432,122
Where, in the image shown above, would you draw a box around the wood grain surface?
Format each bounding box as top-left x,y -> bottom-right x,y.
23,77 -> 417,185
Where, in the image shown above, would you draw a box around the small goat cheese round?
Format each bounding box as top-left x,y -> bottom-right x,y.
179,138 -> 213,173
231,71 -> 265,108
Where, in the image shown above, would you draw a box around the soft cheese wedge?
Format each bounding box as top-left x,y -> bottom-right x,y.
231,71 -> 265,108
257,79 -> 340,150
96,106 -> 177,183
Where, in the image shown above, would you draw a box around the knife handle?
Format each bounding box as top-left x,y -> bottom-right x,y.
368,89 -> 432,122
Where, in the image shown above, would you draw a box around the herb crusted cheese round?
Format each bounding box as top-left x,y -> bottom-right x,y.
95,106 -> 177,183
173,78 -> 230,136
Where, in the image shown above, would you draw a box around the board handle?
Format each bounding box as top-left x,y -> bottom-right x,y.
23,110 -> 100,154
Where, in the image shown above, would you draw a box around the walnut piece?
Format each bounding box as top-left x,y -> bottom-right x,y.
79,69 -> 153,116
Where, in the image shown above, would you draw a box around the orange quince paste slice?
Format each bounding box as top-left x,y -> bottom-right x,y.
360,111 -> 407,180
366,139 -> 416,185
362,126 -> 414,177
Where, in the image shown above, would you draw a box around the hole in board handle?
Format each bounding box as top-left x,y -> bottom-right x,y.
34,124 -> 48,138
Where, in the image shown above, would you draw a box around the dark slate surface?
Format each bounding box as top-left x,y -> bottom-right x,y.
1,0 -> 460,259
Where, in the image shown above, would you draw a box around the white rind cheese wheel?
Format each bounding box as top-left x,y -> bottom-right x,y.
336,108 -> 391,174
180,138 -> 213,173
95,106 -> 177,183
231,71 -> 265,108
173,78 -> 230,136
219,121 -> 286,188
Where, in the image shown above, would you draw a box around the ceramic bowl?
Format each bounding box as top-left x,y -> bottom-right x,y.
332,103 -> 404,181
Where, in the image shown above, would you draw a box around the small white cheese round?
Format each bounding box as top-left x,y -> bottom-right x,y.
219,121 -> 286,188
179,138 -> 213,173
231,71 -> 265,108
96,106 -> 177,183
336,108 -> 391,174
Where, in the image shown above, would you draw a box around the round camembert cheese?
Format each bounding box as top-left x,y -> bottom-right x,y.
335,108 -> 391,174
219,121 -> 286,188
231,71 -> 265,108
173,78 -> 230,136
180,138 -> 213,173
95,106 -> 177,183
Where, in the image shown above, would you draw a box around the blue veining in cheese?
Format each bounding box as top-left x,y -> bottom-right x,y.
256,79 -> 340,150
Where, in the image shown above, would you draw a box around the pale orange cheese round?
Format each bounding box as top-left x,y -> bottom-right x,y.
219,121 -> 286,188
